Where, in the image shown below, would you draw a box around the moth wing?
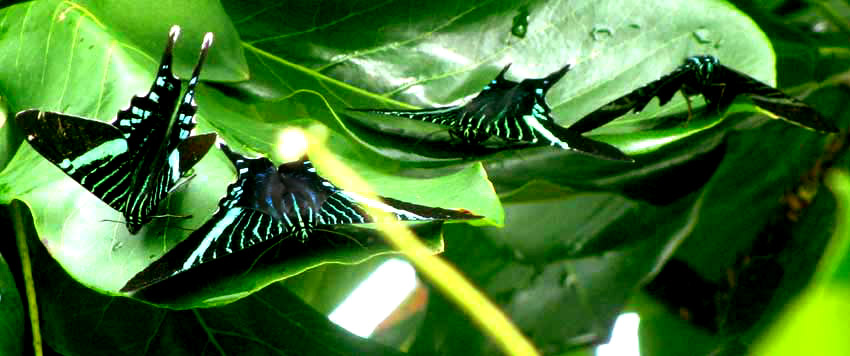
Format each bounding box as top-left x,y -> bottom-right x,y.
722,67 -> 838,133
569,65 -> 695,134
16,110 -> 132,211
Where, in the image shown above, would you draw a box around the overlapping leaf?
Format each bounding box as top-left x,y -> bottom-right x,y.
0,0 -> 500,305
0,250 -> 24,356
18,215 -> 403,356
222,0 -> 772,166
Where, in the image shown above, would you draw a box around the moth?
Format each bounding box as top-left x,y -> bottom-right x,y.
121,143 -> 481,292
16,26 -> 217,234
568,55 -> 838,134
350,64 -> 633,161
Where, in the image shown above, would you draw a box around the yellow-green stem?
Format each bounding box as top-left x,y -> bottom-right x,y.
306,131 -> 539,356
12,201 -> 43,356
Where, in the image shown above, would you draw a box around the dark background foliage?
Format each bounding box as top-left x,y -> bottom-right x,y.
1,0 -> 850,355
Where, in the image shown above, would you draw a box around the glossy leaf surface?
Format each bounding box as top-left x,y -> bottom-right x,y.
0,0 -> 500,305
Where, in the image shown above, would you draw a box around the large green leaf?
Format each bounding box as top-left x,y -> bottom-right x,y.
0,0 -> 499,306
76,0 -> 250,82
209,0 -> 789,217
410,189 -> 703,354
222,0 -> 772,163
1,0 -> 844,355
14,206 -> 402,356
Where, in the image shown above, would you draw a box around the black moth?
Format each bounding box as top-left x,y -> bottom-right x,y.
121,143 -> 482,292
350,63 -> 633,161
569,55 -> 838,134
16,26 -> 217,234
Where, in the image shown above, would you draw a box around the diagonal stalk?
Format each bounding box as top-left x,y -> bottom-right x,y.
305,128 -> 539,356
11,200 -> 43,356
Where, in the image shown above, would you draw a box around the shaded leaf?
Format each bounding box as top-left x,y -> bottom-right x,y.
0,0 -> 500,307
0,249 -> 24,356
14,202 -> 404,356
410,190 -> 702,355
750,170 -> 850,355
222,0 -> 773,163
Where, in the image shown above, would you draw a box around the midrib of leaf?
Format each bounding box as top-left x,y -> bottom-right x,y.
13,2 -> 32,83
56,19 -> 82,108
6,0 -> 161,115
380,0 -> 590,98
93,41 -> 116,118
314,0 -> 496,74
242,42 -> 418,110
60,0 -> 106,28
243,0 -> 395,41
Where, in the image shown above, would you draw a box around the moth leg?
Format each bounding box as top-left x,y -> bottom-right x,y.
704,82 -> 728,115
681,90 -> 694,124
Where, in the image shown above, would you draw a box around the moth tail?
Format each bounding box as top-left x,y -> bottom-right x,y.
543,121 -> 633,161
747,94 -> 839,133
563,132 -> 634,162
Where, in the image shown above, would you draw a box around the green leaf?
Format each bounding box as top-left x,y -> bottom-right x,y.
221,0 -> 773,164
77,0 -> 250,82
0,0 -> 500,307
16,209 -> 402,356
632,293 -> 720,356
818,171 -> 850,286
411,190 -> 702,354
0,94 -> 19,172
0,249 -> 24,356
750,170 -> 850,355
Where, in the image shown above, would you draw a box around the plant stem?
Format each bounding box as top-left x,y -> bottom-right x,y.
11,200 -> 43,356
306,129 -> 540,356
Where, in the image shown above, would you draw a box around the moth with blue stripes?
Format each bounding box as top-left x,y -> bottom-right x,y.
120,143 -> 481,292
350,64 -> 633,162
569,55 -> 838,134
16,26 -> 217,234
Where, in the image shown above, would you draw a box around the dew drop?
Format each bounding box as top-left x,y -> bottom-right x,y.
591,26 -> 614,41
693,28 -> 712,44
628,23 -> 641,29
511,5 -> 530,38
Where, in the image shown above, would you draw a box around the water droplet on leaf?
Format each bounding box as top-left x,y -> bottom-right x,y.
628,23 -> 641,29
511,5 -> 530,38
591,26 -> 614,41
693,28 -> 712,44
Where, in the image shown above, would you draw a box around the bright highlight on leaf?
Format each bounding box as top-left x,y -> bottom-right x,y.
277,127 -> 309,161
596,312 -> 640,356
329,258 -> 418,338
